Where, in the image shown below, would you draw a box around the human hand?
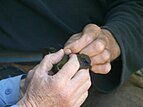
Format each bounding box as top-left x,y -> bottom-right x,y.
18,49 -> 91,107
19,64 -> 40,99
64,24 -> 121,74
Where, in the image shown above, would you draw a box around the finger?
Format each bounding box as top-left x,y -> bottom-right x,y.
91,63 -> 111,74
70,69 -> 91,99
82,24 -> 101,38
64,33 -> 82,54
64,24 -> 101,54
64,34 -> 94,54
80,39 -> 106,57
91,49 -> 111,65
56,54 -> 80,80
72,79 -> 91,100
64,33 -> 82,47
38,49 -> 64,74
74,91 -> 88,107
70,69 -> 90,90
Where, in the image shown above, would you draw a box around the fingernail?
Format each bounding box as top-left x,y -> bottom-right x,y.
64,49 -> 72,54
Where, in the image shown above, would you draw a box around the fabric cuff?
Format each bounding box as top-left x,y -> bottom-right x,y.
0,75 -> 25,106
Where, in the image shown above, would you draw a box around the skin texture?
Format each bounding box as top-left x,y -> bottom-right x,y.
18,49 -> 91,107
18,23 -> 120,107
64,24 -> 121,74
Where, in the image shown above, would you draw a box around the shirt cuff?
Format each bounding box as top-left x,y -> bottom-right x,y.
0,75 -> 24,106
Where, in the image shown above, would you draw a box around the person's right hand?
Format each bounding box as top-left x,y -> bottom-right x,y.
18,49 -> 91,107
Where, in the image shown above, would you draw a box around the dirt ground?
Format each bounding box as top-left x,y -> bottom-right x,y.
84,72 -> 143,107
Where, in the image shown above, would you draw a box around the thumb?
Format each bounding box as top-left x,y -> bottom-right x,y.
39,49 -> 65,74
64,24 -> 101,54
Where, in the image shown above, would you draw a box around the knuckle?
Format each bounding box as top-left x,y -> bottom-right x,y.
44,53 -> 55,61
104,50 -> 111,59
101,52 -> 110,61
91,57 -> 98,65
95,41 -> 105,52
83,24 -> 101,39
43,54 -> 50,60
43,54 -> 52,64
83,34 -> 93,43
85,24 -> 100,31
71,44 -> 80,53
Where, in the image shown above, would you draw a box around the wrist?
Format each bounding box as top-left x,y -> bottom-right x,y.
20,79 -> 25,99
18,96 -> 36,107
18,100 -> 28,107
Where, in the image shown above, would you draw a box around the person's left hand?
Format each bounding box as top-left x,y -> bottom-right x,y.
64,24 -> 121,74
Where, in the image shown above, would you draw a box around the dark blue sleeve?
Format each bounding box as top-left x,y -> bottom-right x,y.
103,0 -> 143,84
91,0 -> 143,93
